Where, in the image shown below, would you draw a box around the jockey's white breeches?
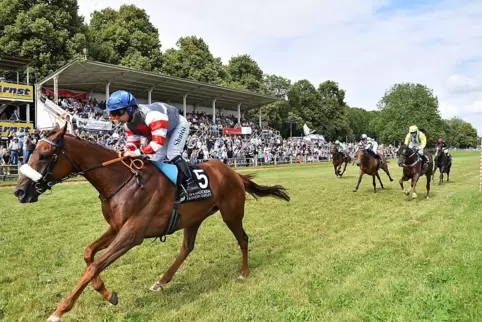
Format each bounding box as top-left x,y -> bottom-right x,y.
150,116 -> 190,162
368,142 -> 378,154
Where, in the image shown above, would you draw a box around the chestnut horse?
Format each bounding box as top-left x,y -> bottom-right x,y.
397,144 -> 433,199
330,143 -> 351,177
432,144 -> 452,185
353,144 -> 393,193
14,123 -> 290,322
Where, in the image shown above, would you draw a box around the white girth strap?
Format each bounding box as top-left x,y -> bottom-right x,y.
19,164 -> 43,182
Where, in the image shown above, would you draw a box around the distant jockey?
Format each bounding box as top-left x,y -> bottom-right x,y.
404,125 -> 428,171
107,90 -> 198,195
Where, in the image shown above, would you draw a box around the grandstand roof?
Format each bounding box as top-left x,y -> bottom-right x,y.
0,53 -> 31,71
37,59 -> 280,110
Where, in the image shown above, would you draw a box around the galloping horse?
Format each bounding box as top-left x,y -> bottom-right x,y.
397,144 -> 433,199
14,123 -> 290,322
353,144 -> 393,192
330,143 -> 351,177
433,144 -> 452,185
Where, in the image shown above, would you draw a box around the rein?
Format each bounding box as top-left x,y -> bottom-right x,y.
24,137 -> 145,199
399,151 -> 419,168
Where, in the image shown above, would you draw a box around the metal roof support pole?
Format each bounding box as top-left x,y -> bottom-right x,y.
259,106 -> 262,129
148,87 -> 153,104
26,103 -> 30,123
183,94 -> 188,117
212,98 -> 217,123
105,82 -> 111,101
17,71 -> 19,84
53,75 -> 59,104
237,103 -> 242,125
26,65 -> 29,85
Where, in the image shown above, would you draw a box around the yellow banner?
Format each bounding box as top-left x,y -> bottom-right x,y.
0,82 -> 33,101
0,122 -> 34,138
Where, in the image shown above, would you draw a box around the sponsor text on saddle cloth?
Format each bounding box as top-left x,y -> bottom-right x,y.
151,161 -> 213,203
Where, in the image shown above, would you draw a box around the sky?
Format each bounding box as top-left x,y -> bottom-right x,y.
77,0 -> 482,134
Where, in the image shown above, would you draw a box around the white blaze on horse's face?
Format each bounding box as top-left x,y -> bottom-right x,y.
19,164 -> 43,182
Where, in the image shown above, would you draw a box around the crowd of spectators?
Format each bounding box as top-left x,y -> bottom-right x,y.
1,96 -> 400,179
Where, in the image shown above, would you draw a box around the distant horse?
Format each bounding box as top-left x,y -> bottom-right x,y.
353,144 -> 394,192
432,144 -> 452,185
330,143 -> 351,177
397,144 -> 433,199
14,122 -> 290,322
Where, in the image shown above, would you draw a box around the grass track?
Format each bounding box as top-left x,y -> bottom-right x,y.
1,151 -> 481,321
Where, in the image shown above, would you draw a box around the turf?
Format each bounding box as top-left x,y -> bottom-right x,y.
0,151 -> 481,321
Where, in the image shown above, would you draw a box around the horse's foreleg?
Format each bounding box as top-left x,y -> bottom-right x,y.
399,175 -> 410,194
83,227 -> 117,304
432,167 -> 437,182
376,172 -> 384,189
47,225 -> 143,322
333,164 -> 338,177
150,222 -> 202,292
372,175 -> 377,193
353,172 -> 364,192
411,174 -> 420,198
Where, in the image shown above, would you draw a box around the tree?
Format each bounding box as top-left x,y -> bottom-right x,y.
445,117 -> 478,148
345,107 -> 373,141
0,0 -> 87,81
375,83 -> 444,145
87,5 -> 162,71
263,74 -> 291,99
160,36 -> 227,84
226,54 -> 264,93
317,81 -> 350,141
287,79 -> 321,131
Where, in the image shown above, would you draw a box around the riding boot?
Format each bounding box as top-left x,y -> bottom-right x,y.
172,155 -> 198,195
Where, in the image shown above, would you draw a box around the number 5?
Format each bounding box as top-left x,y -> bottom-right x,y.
193,169 -> 208,189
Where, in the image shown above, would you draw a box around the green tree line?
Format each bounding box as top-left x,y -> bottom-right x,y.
0,1 -> 478,146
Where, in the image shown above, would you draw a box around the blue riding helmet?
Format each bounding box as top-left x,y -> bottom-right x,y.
107,90 -> 137,115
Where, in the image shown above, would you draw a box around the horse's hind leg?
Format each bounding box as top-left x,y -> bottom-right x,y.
426,174 -> 431,199
382,163 -> 394,182
376,172 -> 384,189
340,161 -> 348,177
150,222 -> 203,292
220,201 -> 249,278
83,227 -> 118,304
372,175 -> 377,193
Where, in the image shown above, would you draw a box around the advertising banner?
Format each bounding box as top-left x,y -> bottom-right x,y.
0,121 -> 33,138
0,82 -> 34,102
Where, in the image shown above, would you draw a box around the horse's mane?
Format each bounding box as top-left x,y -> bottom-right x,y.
64,133 -> 118,156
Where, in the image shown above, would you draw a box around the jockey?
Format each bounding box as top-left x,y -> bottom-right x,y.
334,140 -> 345,153
404,125 -> 428,170
107,90 -> 198,195
360,134 -> 381,160
334,140 -> 346,161
437,137 -> 452,161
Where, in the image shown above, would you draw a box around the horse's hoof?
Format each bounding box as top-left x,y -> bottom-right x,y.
47,315 -> 61,322
149,282 -> 163,292
412,193 -> 418,198
353,189 -> 358,192
405,190 -> 410,196
426,196 -> 430,199
109,291 -> 118,305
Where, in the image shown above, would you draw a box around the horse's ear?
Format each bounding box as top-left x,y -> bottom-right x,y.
56,113 -> 69,136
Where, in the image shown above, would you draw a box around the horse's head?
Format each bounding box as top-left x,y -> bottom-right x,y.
330,143 -> 336,154
355,144 -> 365,166
397,144 -> 416,167
14,122 -> 75,203
434,144 -> 442,159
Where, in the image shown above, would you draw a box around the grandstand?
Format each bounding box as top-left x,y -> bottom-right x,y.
35,58 -> 280,131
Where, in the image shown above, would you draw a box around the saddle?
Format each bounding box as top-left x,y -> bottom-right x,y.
151,161 -> 213,204
150,161 -> 213,239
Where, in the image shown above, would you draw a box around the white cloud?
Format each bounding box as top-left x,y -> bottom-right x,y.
77,0 -> 482,135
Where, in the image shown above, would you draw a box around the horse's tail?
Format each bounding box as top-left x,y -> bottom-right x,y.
238,173 -> 290,202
